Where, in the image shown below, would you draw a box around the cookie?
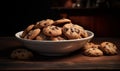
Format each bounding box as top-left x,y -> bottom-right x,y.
80,30 -> 88,38
54,18 -> 71,25
50,36 -> 66,41
72,24 -> 88,38
35,32 -> 48,40
25,28 -> 41,40
43,25 -> 62,37
62,23 -> 86,39
83,42 -> 100,50
11,49 -> 33,59
84,48 -> 103,57
21,24 -> 35,38
100,42 -> 118,55
35,19 -> 54,28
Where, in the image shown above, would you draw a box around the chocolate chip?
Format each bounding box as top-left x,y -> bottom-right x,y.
71,28 -> 80,33
71,28 -> 74,32
98,46 -> 100,48
51,27 -> 55,30
55,26 -> 59,30
64,28 -> 69,32
93,48 -> 95,50
49,31 -> 52,34
92,46 -> 94,48
106,42 -> 109,45
17,51 -> 22,53
44,23 -> 47,26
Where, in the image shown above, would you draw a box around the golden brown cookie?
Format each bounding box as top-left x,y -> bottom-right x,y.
35,32 -> 48,40
83,42 -> 100,50
43,25 -> 62,37
11,48 -> 33,59
21,24 -> 35,38
84,48 -> 103,57
100,42 -> 118,55
50,36 -> 66,41
62,23 -> 87,39
81,30 -> 88,38
35,19 -> 54,28
54,18 -> 71,25
25,28 -> 41,40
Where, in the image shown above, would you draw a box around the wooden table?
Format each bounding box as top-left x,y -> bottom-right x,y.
0,37 -> 120,70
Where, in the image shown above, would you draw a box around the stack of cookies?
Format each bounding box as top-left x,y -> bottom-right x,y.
83,42 -> 118,57
21,18 -> 88,41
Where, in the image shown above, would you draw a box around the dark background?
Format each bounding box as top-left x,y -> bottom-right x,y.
2,0 -> 58,36
1,0 -> 120,37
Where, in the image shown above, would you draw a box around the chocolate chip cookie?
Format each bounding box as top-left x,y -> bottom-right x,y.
35,19 -> 54,28
83,42 -> 100,50
43,25 -> 62,37
35,32 -> 48,40
50,36 -> 66,41
11,48 -> 33,59
84,48 -> 103,57
100,42 -> 118,55
54,18 -> 71,25
62,23 -> 87,39
21,24 -> 35,38
24,28 -> 41,40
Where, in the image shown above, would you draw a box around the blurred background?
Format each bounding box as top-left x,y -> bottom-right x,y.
2,0 -> 120,37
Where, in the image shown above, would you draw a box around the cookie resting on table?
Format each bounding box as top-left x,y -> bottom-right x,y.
100,42 -> 118,55
84,47 -> 103,57
11,48 -> 33,59
83,42 -> 100,50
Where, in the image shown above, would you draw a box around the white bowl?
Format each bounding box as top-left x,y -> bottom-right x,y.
15,30 -> 94,56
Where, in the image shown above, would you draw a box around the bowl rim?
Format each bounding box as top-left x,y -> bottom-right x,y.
15,30 -> 94,43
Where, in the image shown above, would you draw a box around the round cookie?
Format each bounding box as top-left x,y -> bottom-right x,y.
35,19 -> 54,28
54,18 -> 71,25
100,42 -> 118,55
84,48 -> 103,57
11,48 -> 33,59
73,24 -> 88,38
21,24 -> 35,38
36,36 -> 45,40
81,30 -> 88,38
43,25 -> 62,37
25,28 -> 41,40
36,32 -> 48,40
62,23 -> 85,39
50,36 -> 66,41
83,42 -> 100,50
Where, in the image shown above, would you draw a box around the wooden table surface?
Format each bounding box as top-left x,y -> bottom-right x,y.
0,37 -> 120,70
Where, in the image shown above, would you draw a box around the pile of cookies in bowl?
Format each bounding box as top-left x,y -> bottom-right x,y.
15,18 -> 94,57
20,18 -> 88,40
14,18 -> 118,59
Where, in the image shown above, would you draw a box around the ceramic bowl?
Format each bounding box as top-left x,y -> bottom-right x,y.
15,30 -> 94,56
